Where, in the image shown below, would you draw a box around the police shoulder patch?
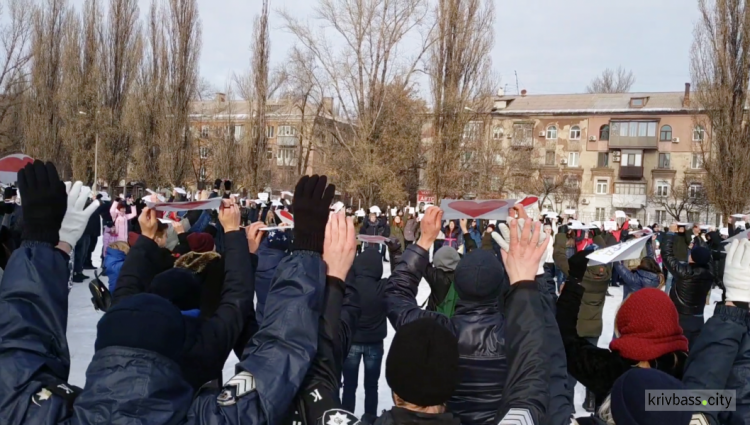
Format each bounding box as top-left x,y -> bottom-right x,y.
216,371 -> 256,406
319,409 -> 360,425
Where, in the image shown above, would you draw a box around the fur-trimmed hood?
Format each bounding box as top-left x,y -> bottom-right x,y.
174,251 -> 221,274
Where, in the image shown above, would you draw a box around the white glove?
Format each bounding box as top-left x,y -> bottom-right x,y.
59,182 -> 99,248
497,219 -> 549,276
724,239 -> 750,303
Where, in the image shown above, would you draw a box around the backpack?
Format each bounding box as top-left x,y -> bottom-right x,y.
89,270 -> 112,312
436,283 -> 459,318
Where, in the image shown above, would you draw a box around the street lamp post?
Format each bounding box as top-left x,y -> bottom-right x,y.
79,110 -> 99,192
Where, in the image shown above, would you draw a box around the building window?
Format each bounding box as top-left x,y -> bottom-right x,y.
494,154 -> 504,165
278,125 -> 297,137
199,146 -> 209,159
512,123 -> 533,147
656,210 -> 667,224
687,211 -> 701,223
689,183 -> 703,199
621,151 -> 643,167
597,152 -> 609,168
277,147 -> 298,167
614,183 -> 646,195
266,148 -> 274,160
595,179 -> 608,195
266,126 -> 275,138
630,97 -> 647,107
546,125 -> 557,140
200,126 -> 209,138
490,176 -> 500,191
199,166 -> 206,181
691,153 -> 703,169
545,151 -> 555,166
567,152 -> 579,167
693,125 -> 705,142
659,125 -> 673,141
599,125 -> 609,141
658,153 -> 671,169
462,122 -> 481,140
596,207 -> 607,221
656,181 -> 669,197
492,126 -> 503,140
569,125 -> 581,140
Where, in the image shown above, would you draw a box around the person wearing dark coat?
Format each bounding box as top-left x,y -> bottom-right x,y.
557,253 -> 689,414
671,225 -> 692,262
613,256 -> 663,300
663,235 -> 715,349
83,196 -> 110,269
341,248 -> 387,422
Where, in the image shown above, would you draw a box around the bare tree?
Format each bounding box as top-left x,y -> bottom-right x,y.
648,176 -> 702,221
159,0 -> 201,186
586,66 -> 636,93
691,0 -> 750,217
426,0 -> 495,200
0,0 -> 33,154
24,0 -> 71,166
281,0 -> 434,205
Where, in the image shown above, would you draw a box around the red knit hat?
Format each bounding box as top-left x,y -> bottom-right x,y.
610,288 -> 689,361
187,232 -> 215,253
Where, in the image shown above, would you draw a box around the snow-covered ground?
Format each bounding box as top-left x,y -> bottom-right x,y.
67,237 -> 723,419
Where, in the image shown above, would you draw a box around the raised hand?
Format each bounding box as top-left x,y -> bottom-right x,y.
497,204 -> 547,253
501,217 -> 549,285
417,206 -> 443,251
724,239 -> 750,303
323,211 -> 357,281
245,221 -> 266,254
139,207 -> 159,239
16,160 -> 67,246
218,198 -> 241,233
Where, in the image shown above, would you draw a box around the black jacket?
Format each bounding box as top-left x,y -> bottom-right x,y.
361,219 -> 387,237
374,408 -> 461,425
663,234 -> 715,316
84,201 -> 109,237
350,249 -> 387,344
672,231 -> 691,262
112,232 -> 256,390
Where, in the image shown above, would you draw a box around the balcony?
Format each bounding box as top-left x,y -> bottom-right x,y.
277,136 -> 299,147
619,166 -> 643,179
609,134 -> 657,149
609,121 -> 658,149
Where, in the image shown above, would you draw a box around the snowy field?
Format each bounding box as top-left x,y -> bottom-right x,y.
68,237 -> 723,419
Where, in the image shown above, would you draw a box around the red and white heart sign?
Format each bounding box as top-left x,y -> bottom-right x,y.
440,199 -> 517,220
278,210 -> 294,226
517,196 -> 538,207
0,154 -> 33,184
145,198 -> 222,212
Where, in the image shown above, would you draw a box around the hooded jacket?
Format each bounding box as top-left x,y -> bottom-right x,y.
387,246 -> 509,425
0,240 -> 326,425
663,235 -> 715,316
671,231 -> 692,262
403,218 -> 419,242
577,235 -> 612,338
350,249 -> 387,344
552,233 -> 571,277
103,248 -> 127,293
425,247 -> 460,312
613,263 -> 661,300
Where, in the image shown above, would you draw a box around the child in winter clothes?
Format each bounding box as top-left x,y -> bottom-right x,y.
104,241 -> 129,293
109,201 -> 136,243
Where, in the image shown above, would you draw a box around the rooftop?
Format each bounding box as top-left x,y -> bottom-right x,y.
495,91 -> 699,115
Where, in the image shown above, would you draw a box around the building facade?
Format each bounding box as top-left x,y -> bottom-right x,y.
423,84 -> 719,226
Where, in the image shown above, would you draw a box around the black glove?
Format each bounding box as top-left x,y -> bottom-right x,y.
568,251 -> 590,282
17,161 -> 67,245
291,175 -> 335,253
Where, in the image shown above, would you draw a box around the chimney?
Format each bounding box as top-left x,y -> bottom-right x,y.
521,89 -> 527,97
683,83 -> 691,108
215,92 -> 226,103
497,87 -> 505,97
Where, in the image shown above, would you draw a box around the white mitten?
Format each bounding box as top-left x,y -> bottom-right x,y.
496,219 -> 549,276
724,239 -> 750,303
59,182 -> 100,248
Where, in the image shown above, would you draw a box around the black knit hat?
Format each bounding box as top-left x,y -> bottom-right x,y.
386,318 -> 459,407
213,178 -> 222,190
690,246 -> 711,267
454,250 -> 506,302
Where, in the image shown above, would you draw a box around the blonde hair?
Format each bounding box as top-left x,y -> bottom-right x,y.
108,241 -> 130,255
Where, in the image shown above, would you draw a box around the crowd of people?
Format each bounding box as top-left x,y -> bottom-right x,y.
0,161 -> 750,425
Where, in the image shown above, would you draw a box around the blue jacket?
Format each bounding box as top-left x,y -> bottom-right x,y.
613,263 -> 661,300
254,237 -> 288,326
683,304 -> 750,425
387,244 -> 508,425
103,248 -> 126,293
0,241 -> 326,425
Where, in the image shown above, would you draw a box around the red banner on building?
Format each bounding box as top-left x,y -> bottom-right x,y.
417,190 -> 436,204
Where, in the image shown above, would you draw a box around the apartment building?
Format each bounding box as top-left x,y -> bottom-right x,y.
433,84 -> 718,226
189,94 -> 335,190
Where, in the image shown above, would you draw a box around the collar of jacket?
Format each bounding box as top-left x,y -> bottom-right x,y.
387,407 -> 461,425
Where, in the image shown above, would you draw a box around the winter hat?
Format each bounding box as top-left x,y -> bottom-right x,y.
149,268 -> 203,311
610,368 -> 692,425
454,250 -> 505,302
127,232 -> 140,247
433,247 -> 460,273
386,318 -> 459,407
690,246 -> 711,266
213,179 -> 222,190
95,293 -> 185,363
610,288 -> 688,361
187,232 -> 214,253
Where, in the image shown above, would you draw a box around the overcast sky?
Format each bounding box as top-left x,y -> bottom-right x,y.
71,0 -> 701,95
